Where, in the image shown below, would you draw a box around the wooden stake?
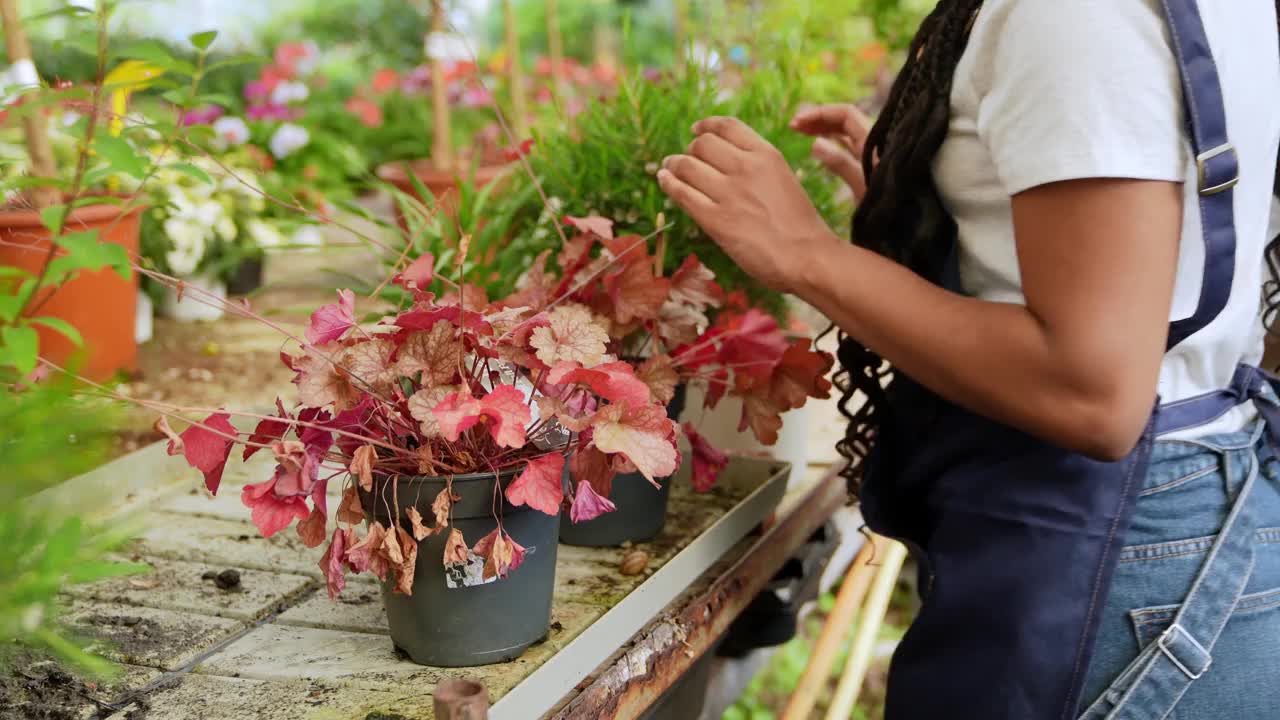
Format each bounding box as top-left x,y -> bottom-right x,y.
503,0 -> 529,139
429,0 -> 454,172
824,540 -> 909,720
781,537 -> 879,720
545,0 -> 563,106
433,677 -> 489,720
1,0 -> 60,209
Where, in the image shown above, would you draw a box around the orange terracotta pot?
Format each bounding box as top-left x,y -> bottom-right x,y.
376,159 -> 510,234
0,202 -> 143,381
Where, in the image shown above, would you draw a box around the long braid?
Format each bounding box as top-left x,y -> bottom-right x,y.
835,0 -> 985,497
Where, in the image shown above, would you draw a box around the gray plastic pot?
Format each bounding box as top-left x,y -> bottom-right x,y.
360,467 -> 559,667
559,385 -> 687,547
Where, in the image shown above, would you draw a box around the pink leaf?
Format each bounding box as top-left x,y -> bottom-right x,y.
479,385 -> 532,449
319,527 -> 350,599
591,404 -> 679,483
684,423 -> 729,492
270,440 -> 320,497
505,454 -> 565,516
241,480 -> 310,538
570,479 -> 616,523
306,289 -> 356,345
548,361 -> 651,409
408,384 -> 462,437
244,399 -> 291,461
668,256 -> 724,310
432,391 -> 483,442
563,214 -> 614,240
393,253 -> 435,293
719,310 -> 788,380
473,527 -> 525,578
179,412 -> 237,495
296,506 -> 328,548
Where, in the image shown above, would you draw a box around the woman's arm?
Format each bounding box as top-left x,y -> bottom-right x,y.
658,117 -> 1182,460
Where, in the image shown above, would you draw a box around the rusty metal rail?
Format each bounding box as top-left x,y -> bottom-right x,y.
549,465 -> 848,720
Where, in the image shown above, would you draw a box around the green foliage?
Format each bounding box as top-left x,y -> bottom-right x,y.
483,0 -> 678,69
0,380 -> 145,677
495,55 -> 847,315
258,0 -> 428,71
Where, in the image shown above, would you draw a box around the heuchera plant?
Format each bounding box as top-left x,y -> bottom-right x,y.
160,234 -> 681,599
496,215 -> 834,496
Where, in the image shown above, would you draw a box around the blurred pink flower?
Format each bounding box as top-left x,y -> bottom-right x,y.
180,105 -> 224,127
247,103 -> 297,122
275,41 -> 319,77
344,96 -> 383,128
459,87 -> 493,108
371,68 -> 400,94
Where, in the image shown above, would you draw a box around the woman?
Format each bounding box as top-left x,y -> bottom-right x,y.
657,1 -> 1280,718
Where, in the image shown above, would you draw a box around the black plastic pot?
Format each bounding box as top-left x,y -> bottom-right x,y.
360,467 -> 559,667
559,385 -> 687,547
225,256 -> 264,295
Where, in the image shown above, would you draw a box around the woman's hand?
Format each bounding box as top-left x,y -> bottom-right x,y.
656,116 -> 840,293
790,103 -> 873,203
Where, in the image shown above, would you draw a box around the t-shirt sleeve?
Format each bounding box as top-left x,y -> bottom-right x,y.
973,0 -> 1190,196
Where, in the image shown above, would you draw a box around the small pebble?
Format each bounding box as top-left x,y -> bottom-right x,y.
213,569 -> 241,590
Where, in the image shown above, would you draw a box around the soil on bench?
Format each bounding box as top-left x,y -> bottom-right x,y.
0,651 -> 118,720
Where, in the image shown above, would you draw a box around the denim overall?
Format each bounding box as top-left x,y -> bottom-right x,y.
859,1 -> 1280,718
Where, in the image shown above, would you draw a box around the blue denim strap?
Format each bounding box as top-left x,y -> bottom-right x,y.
1161,0 -> 1239,350
1077,403 -> 1271,720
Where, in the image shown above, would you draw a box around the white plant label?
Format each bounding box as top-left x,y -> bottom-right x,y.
444,545 -> 534,589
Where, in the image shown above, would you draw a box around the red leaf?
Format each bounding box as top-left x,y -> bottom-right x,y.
563,214 -> 614,240
408,385 -> 462,437
767,339 -> 835,410
296,506 -> 328,548
346,522 -> 390,581
393,253 -> 435,293
479,385 -> 532,449
719,310 -> 788,380
738,393 -> 784,446
320,527 -> 350,599
473,527 -> 524,579
433,391 -> 484,442
569,443 -> 616,498
668,256 -> 724,310
506,454 -> 565,516
548,361 -> 651,409
394,305 -> 491,334
684,423 -> 729,492
570,479 -> 616,523
244,398 -> 291,461
502,138 -> 534,162
270,440 -> 320,497
591,403 -> 679,482
241,480 -> 310,538
605,260 -> 671,325
305,289 -> 356,345
179,412 -> 237,495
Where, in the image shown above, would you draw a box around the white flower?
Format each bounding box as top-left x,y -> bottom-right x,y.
247,219 -> 286,248
291,224 -> 323,247
212,116 -> 249,148
269,123 -> 310,159
163,217 -> 207,276
270,81 -> 309,106
215,213 -> 237,242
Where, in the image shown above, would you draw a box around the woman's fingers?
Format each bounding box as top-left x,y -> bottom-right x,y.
790,103 -> 871,157
656,168 -> 716,216
812,137 -> 867,202
662,154 -> 727,201
692,116 -> 768,152
687,132 -> 741,174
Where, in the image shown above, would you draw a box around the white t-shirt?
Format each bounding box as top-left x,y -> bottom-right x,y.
934,0 -> 1280,438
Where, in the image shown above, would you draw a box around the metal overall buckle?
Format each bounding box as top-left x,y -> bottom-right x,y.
1197,143 -> 1239,196
1157,623 -> 1212,680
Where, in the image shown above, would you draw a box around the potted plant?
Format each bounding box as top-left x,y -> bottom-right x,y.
157,254 -> 681,666
495,215 -> 834,546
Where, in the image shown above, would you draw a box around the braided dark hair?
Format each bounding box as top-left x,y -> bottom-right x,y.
833,0 -> 986,497
838,1 -> 1280,497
